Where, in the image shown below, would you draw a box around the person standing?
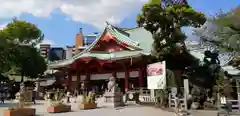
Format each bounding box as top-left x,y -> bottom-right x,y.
66,91 -> 71,103
0,92 -> 3,104
74,89 -> 78,103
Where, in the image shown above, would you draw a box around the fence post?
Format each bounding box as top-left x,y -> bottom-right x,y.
217,92 -> 221,110
183,79 -> 189,98
183,79 -> 189,110
150,89 -> 155,98
184,91 -> 187,110
238,93 -> 240,110
168,94 -> 171,108
175,97 -> 178,109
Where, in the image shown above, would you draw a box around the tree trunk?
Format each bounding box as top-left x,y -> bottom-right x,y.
21,70 -> 24,82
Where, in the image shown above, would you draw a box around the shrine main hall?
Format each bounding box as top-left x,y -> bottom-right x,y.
48,22 -> 209,93
48,24 -> 152,92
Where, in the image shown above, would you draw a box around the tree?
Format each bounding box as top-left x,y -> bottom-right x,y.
0,19 -> 46,81
193,6 -> 240,68
137,0 -> 206,107
214,6 -> 240,32
0,18 -> 44,46
214,6 -> 240,68
137,0 -> 206,60
193,8 -> 240,99
13,46 -> 47,82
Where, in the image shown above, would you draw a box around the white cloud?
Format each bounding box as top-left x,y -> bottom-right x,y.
0,0 -> 147,29
0,23 -> 7,30
41,39 -> 55,45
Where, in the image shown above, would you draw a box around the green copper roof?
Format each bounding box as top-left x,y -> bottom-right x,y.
126,27 -> 154,54
75,50 -> 148,60
49,51 -> 148,68
71,24 -> 141,60
106,25 -> 141,49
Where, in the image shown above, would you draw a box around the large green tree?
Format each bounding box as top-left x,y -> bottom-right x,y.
13,46 -> 47,82
137,0 -> 206,106
0,18 -> 44,46
137,0 -> 206,60
0,19 -> 46,81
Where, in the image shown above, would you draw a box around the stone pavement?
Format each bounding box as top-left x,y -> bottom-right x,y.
0,100 -> 174,116
0,98 -> 221,116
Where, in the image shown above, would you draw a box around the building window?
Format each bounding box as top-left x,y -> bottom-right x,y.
84,36 -> 97,46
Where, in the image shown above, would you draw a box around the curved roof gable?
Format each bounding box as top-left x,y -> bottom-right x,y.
48,24 -> 147,68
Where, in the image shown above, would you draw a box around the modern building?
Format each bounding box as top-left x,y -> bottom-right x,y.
65,29 -> 98,59
48,47 -> 66,61
39,28 -> 98,60
40,44 -> 51,58
84,33 -> 99,46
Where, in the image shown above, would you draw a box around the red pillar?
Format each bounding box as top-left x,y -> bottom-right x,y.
112,71 -> 117,77
125,70 -> 129,92
86,73 -> 91,90
138,68 -> 143,88
77,72 -> 80,90
67,70 -> 72,91
112,71 -> 117,88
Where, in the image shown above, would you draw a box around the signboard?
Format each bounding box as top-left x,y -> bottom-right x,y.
147,61 -> 166,89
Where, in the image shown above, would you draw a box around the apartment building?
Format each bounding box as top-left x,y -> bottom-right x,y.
40,28 -> 98,61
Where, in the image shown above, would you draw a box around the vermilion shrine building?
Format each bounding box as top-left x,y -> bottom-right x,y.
49,24 -> 152,92
48,23 -> 235,93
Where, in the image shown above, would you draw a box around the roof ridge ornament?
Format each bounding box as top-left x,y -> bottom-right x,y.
105,21 -> 110,26
105,21 -> 113,30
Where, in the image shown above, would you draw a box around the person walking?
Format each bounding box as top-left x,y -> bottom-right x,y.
0,92 -> 5,104
32,91 -> 36,104
74,89 -> 78,103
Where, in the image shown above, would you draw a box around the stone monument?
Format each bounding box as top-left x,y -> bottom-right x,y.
14,85 -> 33,108
18,84 -> 33,103
34,78 -> 41,100
103,76 -> 124,108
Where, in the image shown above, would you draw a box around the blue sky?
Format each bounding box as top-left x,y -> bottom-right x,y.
0,0 -> 239,47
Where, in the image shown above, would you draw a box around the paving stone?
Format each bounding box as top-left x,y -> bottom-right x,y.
0,100 -> 220,116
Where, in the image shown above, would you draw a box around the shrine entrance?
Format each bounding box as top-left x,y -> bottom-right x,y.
128,78 -> 139,90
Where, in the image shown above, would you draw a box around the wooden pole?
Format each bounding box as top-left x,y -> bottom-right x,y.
125,70 -> 129,92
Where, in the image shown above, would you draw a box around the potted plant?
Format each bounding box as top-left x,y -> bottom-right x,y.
4,91 -> 36,116
47,89 -> 71,113
79,92 -> 97,109
4,107 -> 36,116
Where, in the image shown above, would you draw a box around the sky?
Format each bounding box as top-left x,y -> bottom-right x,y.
0,0 -> 239,47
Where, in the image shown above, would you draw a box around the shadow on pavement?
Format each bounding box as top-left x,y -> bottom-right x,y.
0,102 -> 44,108
0,103 -> 12,108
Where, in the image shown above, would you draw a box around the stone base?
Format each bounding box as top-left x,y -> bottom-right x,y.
104,102 -> 124,108
103,94 -> 124,108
